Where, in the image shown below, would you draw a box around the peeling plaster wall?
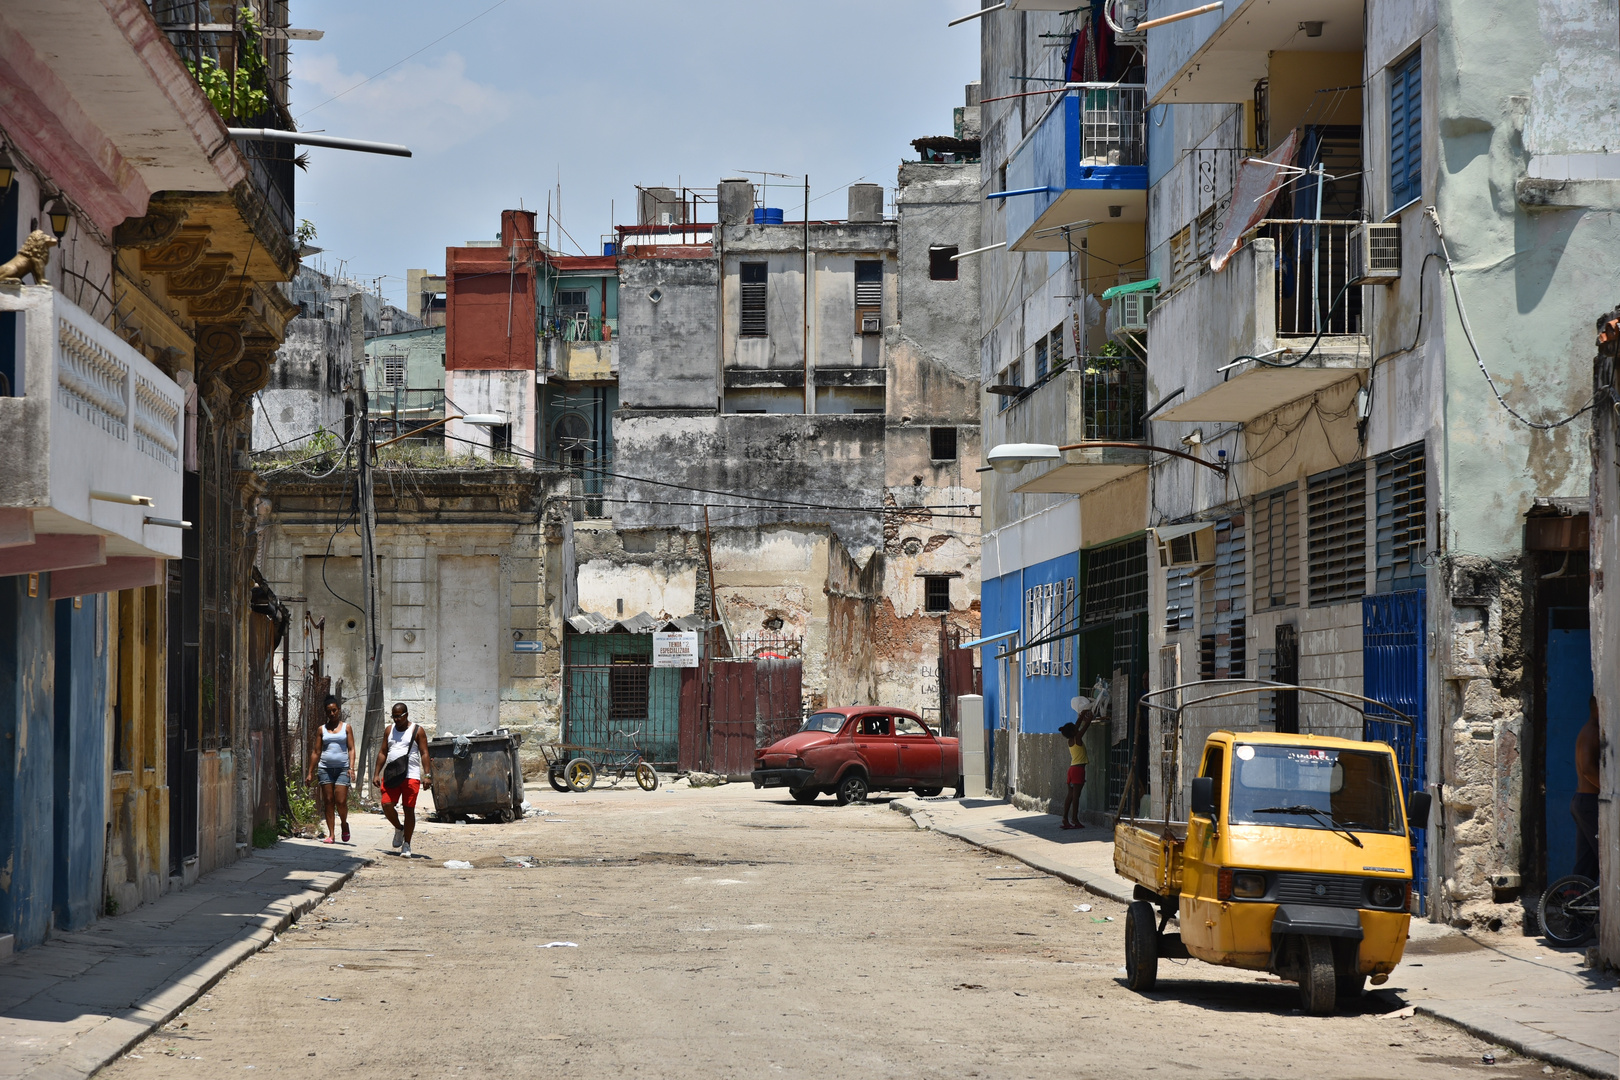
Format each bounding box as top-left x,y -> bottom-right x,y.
618,257 -> 719,411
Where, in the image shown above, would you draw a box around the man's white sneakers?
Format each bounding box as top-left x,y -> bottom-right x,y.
392,827 -> 404,849
400,842 -> 412,858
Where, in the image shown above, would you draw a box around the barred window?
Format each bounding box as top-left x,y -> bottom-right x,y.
380,354 -> 406,388
1165,566 -> 1196,632
1375,443 -> 1426,593
1252,484 -> 1299,610
1024,577 -> 1077,678
1049,325 -> 1066,371
1308,462 -> 1368,605
1034,336 -> 1048,380
1084,538 -> 1148,623
740,262 -> 768,337
1199,514 -> 1247,679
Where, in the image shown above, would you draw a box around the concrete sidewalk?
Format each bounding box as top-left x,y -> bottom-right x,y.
892,796 -> 1619,1079
0,814 -> 390,1080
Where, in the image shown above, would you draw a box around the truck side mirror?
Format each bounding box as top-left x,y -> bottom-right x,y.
1191,776 -> 1216,817
1406,790 -> 1432,828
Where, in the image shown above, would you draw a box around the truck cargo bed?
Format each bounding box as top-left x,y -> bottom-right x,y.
1114,819 -> 1187,898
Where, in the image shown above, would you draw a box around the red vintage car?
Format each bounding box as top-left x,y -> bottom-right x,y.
751,706 -> 962,805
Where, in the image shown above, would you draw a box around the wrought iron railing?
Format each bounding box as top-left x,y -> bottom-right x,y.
542,311 -> 615,342
1247,219 -> 1364,336
1001,358 -> 1147,442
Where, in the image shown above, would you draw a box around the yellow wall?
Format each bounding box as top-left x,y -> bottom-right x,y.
1267,52 -> 1364,148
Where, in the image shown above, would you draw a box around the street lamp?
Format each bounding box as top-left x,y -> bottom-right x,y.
985,441 -> 1229,475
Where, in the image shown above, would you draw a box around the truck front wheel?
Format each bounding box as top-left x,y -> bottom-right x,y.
1124,900 -> 1159,992
1297,935 -> 1338,1015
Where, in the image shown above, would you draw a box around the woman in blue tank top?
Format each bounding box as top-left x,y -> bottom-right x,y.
306,696 -> 356,843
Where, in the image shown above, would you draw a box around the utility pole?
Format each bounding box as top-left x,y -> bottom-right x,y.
348,290 -> 385,798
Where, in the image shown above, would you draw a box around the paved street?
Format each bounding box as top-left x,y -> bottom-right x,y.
95,784 -> 1583,1080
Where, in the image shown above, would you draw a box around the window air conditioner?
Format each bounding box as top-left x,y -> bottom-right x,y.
1108,288 -> 1156,336
1349,221 -> 1401,284
1153,522 -> 1216,569
860,313 -> 881,335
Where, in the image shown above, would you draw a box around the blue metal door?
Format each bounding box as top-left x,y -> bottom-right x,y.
1544,609 -> 1593,882
1363,590 -> 1428,913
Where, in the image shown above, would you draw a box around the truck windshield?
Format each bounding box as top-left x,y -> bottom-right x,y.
1228,745 -> 1402,834
800,712 -> 846,734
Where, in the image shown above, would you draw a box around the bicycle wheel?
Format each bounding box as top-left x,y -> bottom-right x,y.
636,763 -> 659,791
1539,875 -> 1597,946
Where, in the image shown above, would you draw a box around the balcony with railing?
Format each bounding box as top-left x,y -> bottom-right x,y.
991,359 -> 1151,498
998,85 -> 1148,253
0,286 -> 184,585
1153,223 -> 1369,425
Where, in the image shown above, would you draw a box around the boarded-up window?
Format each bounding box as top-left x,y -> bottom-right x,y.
740,262 -> 767,337
1252,484 -> 1299,610
1375,442 -> 1426,592
929,246 -> 959,280
1308,462 -> 1368,605
1199,514 -> 1247,679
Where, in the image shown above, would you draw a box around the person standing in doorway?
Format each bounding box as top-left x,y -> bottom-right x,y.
1059,706 -> 1097,830
1572,696 -> 1601,881
306,697 -> 355,843
375,702 -> 434,857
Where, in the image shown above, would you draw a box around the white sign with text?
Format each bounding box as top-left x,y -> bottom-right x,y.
652,631 -> 700,668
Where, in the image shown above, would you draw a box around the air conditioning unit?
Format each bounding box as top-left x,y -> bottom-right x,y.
1108,288 -> 1156,336
860,313 -> 881,335
1349,221 -> 1401,284
1153,521 -> 1217,569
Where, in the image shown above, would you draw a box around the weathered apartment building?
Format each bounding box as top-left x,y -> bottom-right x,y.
970,0 -> 1619,942
0,0 -> 302,953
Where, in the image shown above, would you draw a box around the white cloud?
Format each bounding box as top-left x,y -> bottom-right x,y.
293,52 -> 524,154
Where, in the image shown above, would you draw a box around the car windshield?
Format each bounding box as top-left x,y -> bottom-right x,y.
800,712 -> 847,734
1228,744 -> 1402,834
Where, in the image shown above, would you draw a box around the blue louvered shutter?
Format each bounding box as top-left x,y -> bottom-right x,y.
1389,50 -> 1422,208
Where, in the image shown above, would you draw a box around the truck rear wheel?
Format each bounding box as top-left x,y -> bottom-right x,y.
1297,935 -> 1338,1015
1124,900 -> 1159,992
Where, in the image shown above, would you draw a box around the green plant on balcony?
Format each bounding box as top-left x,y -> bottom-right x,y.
184,7 -> 270,121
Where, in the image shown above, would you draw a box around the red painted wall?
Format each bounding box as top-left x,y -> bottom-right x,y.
445,210 -> 539,371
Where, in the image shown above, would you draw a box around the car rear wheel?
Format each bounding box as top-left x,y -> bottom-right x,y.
790,787 -> 819,804
1297,935 -> 1338,1015
835,773 -> 869,806
1124,900 -> 1158,991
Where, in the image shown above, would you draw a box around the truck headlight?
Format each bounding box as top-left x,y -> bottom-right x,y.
1368,881 -> 1406,908
1231,872 -> 1266,898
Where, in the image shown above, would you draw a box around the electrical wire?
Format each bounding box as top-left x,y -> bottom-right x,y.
1427,205 -> 1596,430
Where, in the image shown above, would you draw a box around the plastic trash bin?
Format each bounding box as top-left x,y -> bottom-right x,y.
426,729 -> 525,823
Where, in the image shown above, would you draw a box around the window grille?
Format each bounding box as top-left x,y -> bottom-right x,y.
1034,337 -> 1048,380
1083,537 -> 1148,623
1023,576 -> 1078,679
1199,514 -> 1247,679
1063,577 -> 1075,676
740,262 -> 767,337
556,288 -> 589,313
1165,566 -> 1196,632
929,246 -> 959,280
1049,325 -> 1066,371
1252,484 -> 1299,610
855,260 -> 883,306
380,354 -> 406,388
924,576 -> 951,613
1375,443 -> 1426,592
1389,49 -> 1422,207
930,426 -> 957,461
1308,462 -> 1368,605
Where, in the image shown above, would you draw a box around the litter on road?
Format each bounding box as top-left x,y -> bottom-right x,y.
539,941 -> 579,948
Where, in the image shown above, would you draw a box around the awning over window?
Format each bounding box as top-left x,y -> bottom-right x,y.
1101,277 -> 1160,300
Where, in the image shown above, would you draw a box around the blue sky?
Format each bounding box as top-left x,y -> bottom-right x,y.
287,1 -> 982,308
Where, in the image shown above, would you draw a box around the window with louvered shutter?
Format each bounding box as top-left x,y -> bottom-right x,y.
380,354 -> 406,388
1389,49 -> 1422,208
1308,462 -> 1368,605
740,262 -> 767,337
854,260 -> 883,306
1166,567 -> 1196,632
1252,484 -> 1299,610
1199,514 -> 1247,679
1375,443 -> 1426,592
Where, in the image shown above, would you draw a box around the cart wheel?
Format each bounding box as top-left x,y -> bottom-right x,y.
563,757 -> 596,792
635,763 -> 659,791
1124,900 -> 1159,992
498,808 -> 515,824
547,767 -> 569,793
1297,935 -> 1338,1015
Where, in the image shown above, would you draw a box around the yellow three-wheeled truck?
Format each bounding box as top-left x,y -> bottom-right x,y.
1114,685 -> 1432,1015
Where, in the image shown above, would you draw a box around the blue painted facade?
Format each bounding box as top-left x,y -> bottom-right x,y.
1005,91 -> 1149,249
978,552 -> 1083,739
0,578 -> 109,951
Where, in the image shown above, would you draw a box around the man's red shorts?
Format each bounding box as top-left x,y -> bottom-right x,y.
1067,764 -> 1087,786
381,778 -> 421,807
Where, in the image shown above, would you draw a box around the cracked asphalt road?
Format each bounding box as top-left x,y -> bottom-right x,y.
102,783 -> 1574,1079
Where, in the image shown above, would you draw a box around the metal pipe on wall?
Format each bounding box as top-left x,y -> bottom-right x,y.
803,175 -> 812,415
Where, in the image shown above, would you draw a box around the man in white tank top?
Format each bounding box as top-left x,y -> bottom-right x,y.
374,702 -> 435,857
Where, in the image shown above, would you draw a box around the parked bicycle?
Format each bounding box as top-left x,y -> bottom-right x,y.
540,727 -> 659,793
1538,874 -> 1600,947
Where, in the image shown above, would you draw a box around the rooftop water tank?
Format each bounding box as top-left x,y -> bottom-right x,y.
753,207 -> 784,225
603,242 -> 616,256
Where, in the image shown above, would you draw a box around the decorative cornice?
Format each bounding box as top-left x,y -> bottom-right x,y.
138,225 -> 211,273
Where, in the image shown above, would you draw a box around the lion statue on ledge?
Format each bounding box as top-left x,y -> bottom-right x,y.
0,230 -> 57,284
